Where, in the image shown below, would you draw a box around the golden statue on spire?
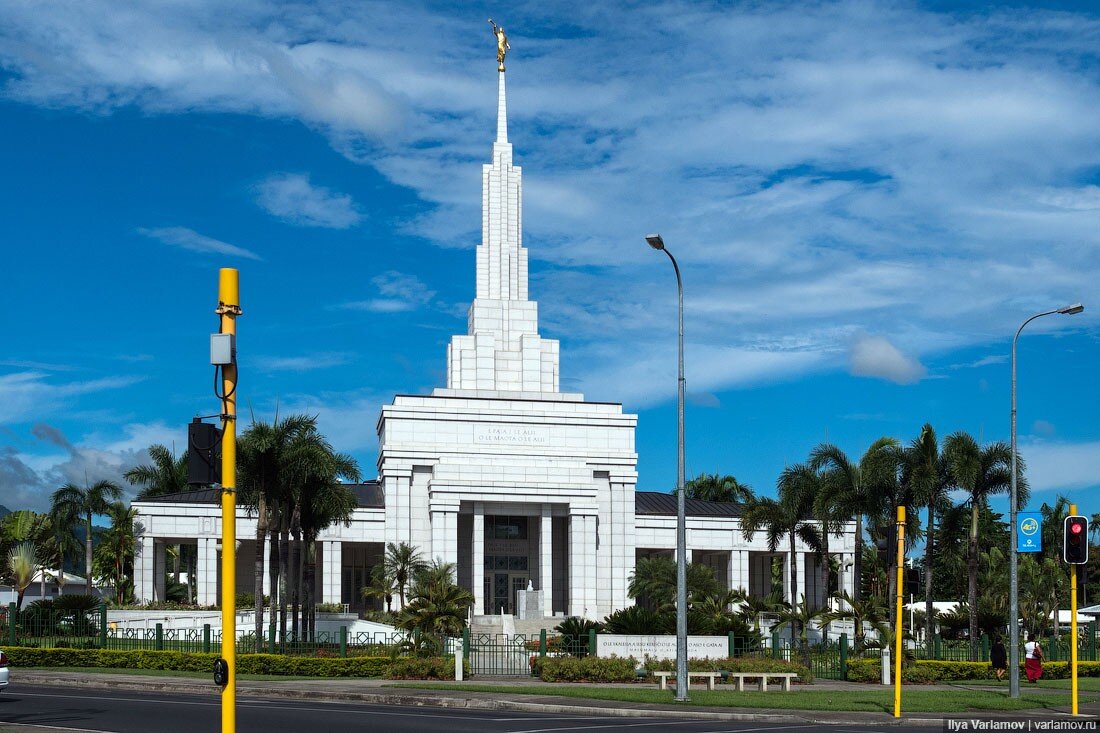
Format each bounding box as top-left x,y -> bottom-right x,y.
488,18 -> 510,72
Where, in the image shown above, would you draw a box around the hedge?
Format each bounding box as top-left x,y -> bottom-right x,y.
384,656 -> 469,680
645,656 -> 812,683
5,647 -> 416,678
847,658 -> 1100,683
533,656 -> 637,682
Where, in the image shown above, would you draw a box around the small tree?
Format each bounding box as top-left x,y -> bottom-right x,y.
7,542 -> 39,610
395,560 -> 473,654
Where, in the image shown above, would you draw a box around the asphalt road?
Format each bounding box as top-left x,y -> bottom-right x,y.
0,684 -> 932,733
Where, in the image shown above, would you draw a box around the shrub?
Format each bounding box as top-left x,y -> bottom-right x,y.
553,617 -> 604,658
3,647 -> 393,677
602,606 -> 667,635
644,655 -> 812,683
845,659 -> 1100,683
384,656 -> 469,680
534,656 -> 637,682
316,603 -> 346,613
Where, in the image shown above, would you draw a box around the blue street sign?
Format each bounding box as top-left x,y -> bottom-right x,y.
1018,511 -> 1042,553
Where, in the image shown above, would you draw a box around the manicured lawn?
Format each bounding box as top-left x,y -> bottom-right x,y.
390,683 -> 1088,713
954,677 -> 1100,691
22,666 -> 317,682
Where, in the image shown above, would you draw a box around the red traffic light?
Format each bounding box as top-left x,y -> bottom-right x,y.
1064,515 -> 1089,564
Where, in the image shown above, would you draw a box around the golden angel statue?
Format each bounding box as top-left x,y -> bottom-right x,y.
488,18 -> 510,71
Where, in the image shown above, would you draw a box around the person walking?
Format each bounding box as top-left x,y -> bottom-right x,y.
1024,632 -> 1043,682
990,635 -> 1008,681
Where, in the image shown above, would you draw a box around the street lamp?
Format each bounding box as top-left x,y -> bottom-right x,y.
1008,302 -> 1084,698
645,233 -> 688,702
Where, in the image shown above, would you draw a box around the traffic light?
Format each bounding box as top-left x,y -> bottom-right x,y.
1063,515 -> 1089,565
187,418 -> 221,486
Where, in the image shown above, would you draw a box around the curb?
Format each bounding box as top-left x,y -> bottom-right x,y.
14,673 -> 944,725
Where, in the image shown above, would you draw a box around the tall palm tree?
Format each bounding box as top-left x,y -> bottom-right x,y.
682,473 -> 754,503
362,563 -> 398,613
92,502 -> 138,604
238,413 -> 318,649
50,479 -> 123,594
944,431 -> 1024,661
293,448 -> 360,640
902,424 -> 952,641
7,542 -> 39,609
810,437 -> 899,603
741,464 -> 824,648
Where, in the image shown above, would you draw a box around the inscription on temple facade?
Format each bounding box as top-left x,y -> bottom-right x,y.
474,425 -> 550,446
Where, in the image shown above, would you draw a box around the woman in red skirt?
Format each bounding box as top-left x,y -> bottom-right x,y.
1024,632 -> 1043,682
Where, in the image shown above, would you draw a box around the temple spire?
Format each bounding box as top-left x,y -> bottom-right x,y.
496,71 -> 508,144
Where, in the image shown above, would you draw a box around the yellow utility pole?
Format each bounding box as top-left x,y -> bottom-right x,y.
217,268 -> 240,733
1070,503 -> 1078,716
894,505 -> 905,719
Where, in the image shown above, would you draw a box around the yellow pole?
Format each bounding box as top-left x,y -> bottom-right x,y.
894,505 -> 905,719
218,269 -> 240,733
1070,503 -> 1078,716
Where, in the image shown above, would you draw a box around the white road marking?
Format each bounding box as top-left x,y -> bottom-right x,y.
0,722 -> 119,733
505,721 -> 722,733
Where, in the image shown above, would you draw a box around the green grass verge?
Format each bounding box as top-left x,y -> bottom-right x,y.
22,666 -> 318,682
389,683 -> 1089,713
953,677 -> 1100,692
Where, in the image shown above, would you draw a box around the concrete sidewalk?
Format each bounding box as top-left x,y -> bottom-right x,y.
13,669 -> 1098,727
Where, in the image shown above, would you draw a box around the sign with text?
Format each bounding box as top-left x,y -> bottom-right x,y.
1017,511 -> 1042,553
596,634 -> 728,661
474,424 -> 551,447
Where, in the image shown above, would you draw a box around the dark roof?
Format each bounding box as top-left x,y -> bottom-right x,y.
140,488 -> 221,504
635,491 -> 743,518
138,481 -> 384,509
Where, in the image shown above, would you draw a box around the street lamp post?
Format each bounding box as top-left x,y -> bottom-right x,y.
1009,302 -> 1083,699
645,233 -> 688,702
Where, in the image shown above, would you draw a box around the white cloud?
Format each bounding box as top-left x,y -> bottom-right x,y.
0,372 -> 142,425
2,421 -> 181,512
252,353 -> 350,372
339,271 -> 436,313
0,1 -> 1098,402
1031,419 -> 1056,436
849,335 -> 926,385
1019,439 -> 1100,493
138,226 -> 260,260
253,173 -> 363,228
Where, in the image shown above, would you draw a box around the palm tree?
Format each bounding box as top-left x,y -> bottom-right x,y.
944,432 -> 1024,661
238,413 -> 319,649
735,592 -> 789,633
775,595 -> 826,665
396,560 -> 474,644
124,445 -> 188,499
384,542 -> 427,610
7,542 -> 39,609
294,449 -> 359,639
362,563 -> 398,613
902,424 -> 952,641
682,473 -> 754,503
50,479 -> 123,594
628,555 -> 721,612
820,590 -> 886,646
741,464 -> 824,648
92,502 -> 138,604
810,438 -> 899,603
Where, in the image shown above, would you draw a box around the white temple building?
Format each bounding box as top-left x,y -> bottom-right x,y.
132,62 -> 856,622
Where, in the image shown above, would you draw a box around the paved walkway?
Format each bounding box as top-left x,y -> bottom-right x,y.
13,670 -> 1099,727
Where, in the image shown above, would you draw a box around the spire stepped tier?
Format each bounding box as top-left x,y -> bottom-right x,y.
440,68 -> 568,397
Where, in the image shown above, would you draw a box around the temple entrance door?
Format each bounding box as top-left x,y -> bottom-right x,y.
487,572 -> 528,615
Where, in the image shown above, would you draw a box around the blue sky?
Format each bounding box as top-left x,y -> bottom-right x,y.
1,0 -> 1098,515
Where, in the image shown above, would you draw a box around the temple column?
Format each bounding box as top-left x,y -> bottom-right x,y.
472,504 -> 485,616
197,538 -> 218,606
322,541 -> 342,605
431,504 -> 458,578
539,506 -> 553,617
153,541 -> 166,602
136,536 -> 154,603
568,510 -> 597,618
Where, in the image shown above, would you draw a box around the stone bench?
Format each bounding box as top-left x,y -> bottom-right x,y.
726,672 -> 799,692
652,670 -> 721,691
